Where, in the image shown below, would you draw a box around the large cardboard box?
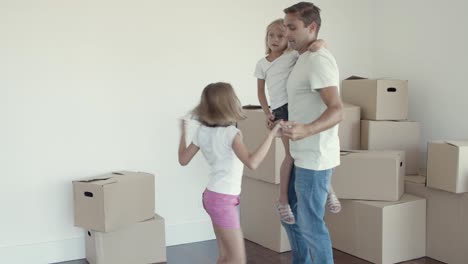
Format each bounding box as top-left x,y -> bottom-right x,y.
325,194 -> 426,264
426,140 -> 468,193
405,181 -> 468,264
73,171 -> 155,232
240,177 -> 291,252
339,103 -> 361,150
238,108 -> 285,184
342,78 -> 408,120
361,120 -> 420,175
85,214 -> 166,264
332,150 -> 405,201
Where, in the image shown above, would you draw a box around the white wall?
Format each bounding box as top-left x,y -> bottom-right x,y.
0,0 -> 375,263
372,0 -> 468,167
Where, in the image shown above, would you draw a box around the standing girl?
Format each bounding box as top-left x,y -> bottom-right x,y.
254,19 -> 341,225
178,82 -> 282,264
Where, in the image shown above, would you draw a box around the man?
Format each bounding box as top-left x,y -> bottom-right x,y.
280,2 -> 343,264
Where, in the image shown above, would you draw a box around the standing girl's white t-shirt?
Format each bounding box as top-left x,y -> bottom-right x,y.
192,125 -> 244,195
254,50 -> 299,110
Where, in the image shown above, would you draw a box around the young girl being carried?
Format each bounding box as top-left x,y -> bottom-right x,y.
254,19 -> 341,224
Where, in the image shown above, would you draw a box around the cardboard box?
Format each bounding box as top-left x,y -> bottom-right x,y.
426,140 -> 468,193
342,77 -> 408,120
332,150 -> 405,201
361,120 -> 420,175
238,108 -> 285,184
85,214 -> 166,264
405,181 -> 468,264
240,177 -> 291,252
325,194 -> 426,264
339,103 -> 361,150
74,171 -> 155,232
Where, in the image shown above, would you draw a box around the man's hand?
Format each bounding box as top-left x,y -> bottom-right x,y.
281,121 -> 310,141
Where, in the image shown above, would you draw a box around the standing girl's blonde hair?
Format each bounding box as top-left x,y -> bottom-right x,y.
179,82 -> 282,264
192,82 -> 245,127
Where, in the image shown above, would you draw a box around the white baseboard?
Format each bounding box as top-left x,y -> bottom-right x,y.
0,237 -> 85,264
0,219 -> 215,264
165,219 -> 215,246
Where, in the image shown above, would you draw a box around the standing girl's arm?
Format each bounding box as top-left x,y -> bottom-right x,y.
232,122 -> 281,170
178,120 -> 199,166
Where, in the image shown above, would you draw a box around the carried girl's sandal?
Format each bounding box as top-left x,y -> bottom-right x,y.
327,192 -> 341,214
275,201 -> 296,224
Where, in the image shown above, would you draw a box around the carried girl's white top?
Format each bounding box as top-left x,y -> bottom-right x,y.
254,50 -> 299,110
192,125 -> 244,195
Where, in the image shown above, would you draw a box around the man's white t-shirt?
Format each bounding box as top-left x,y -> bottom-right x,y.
192,125 -> 244,195
254,50 -> 299,110
287,48 -> 340,170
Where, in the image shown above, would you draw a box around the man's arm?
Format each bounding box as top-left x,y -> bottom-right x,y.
282,86 -> 343,141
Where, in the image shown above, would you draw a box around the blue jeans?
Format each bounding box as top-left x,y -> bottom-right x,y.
282,166 -> 334,264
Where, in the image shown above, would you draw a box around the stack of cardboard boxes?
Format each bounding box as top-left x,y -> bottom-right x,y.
406,141 -> 468,264
326,77 -> 426,264
237,109 -> 291,253
73,171 -> 166,264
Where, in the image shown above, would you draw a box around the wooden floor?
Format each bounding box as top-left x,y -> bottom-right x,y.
56,239 -> 444,264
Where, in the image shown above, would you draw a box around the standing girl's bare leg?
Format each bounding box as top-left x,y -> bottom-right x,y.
212,225 -> 246,264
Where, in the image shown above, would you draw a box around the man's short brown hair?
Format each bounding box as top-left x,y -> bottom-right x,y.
284,2 -> 322,35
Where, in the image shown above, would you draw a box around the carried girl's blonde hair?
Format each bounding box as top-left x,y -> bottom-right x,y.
192,82 -> 245,127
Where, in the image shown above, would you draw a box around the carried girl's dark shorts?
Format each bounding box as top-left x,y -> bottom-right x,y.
272,103 -> 288,121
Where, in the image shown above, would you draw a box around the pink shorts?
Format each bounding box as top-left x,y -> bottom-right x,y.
202,188 -> 241,229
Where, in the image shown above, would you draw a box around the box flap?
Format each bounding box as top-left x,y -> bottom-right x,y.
445,141 -> 468,147
340,150 -> 366,155
405,175 -> 426,184
345,75 -> 367,80
343,103 -> 360,109
359,194 -> 423,208
340,150 -> 402,158
76,177 -> 117,186
344,76 -> 407,82
73,173 -> 122,186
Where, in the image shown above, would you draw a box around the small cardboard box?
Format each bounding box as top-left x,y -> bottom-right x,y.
339,103 -> 361,150
240,177 -> 291,253
325,194 -> 426,264
426,140 -> 468,193
85,214 -> 166,264
73,171 -> 155,232
361,120 -> 420,175
237,107 -> 285,184
405,180 -> 468,264
332,150 -> 405,201
342,77 -> 408,120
